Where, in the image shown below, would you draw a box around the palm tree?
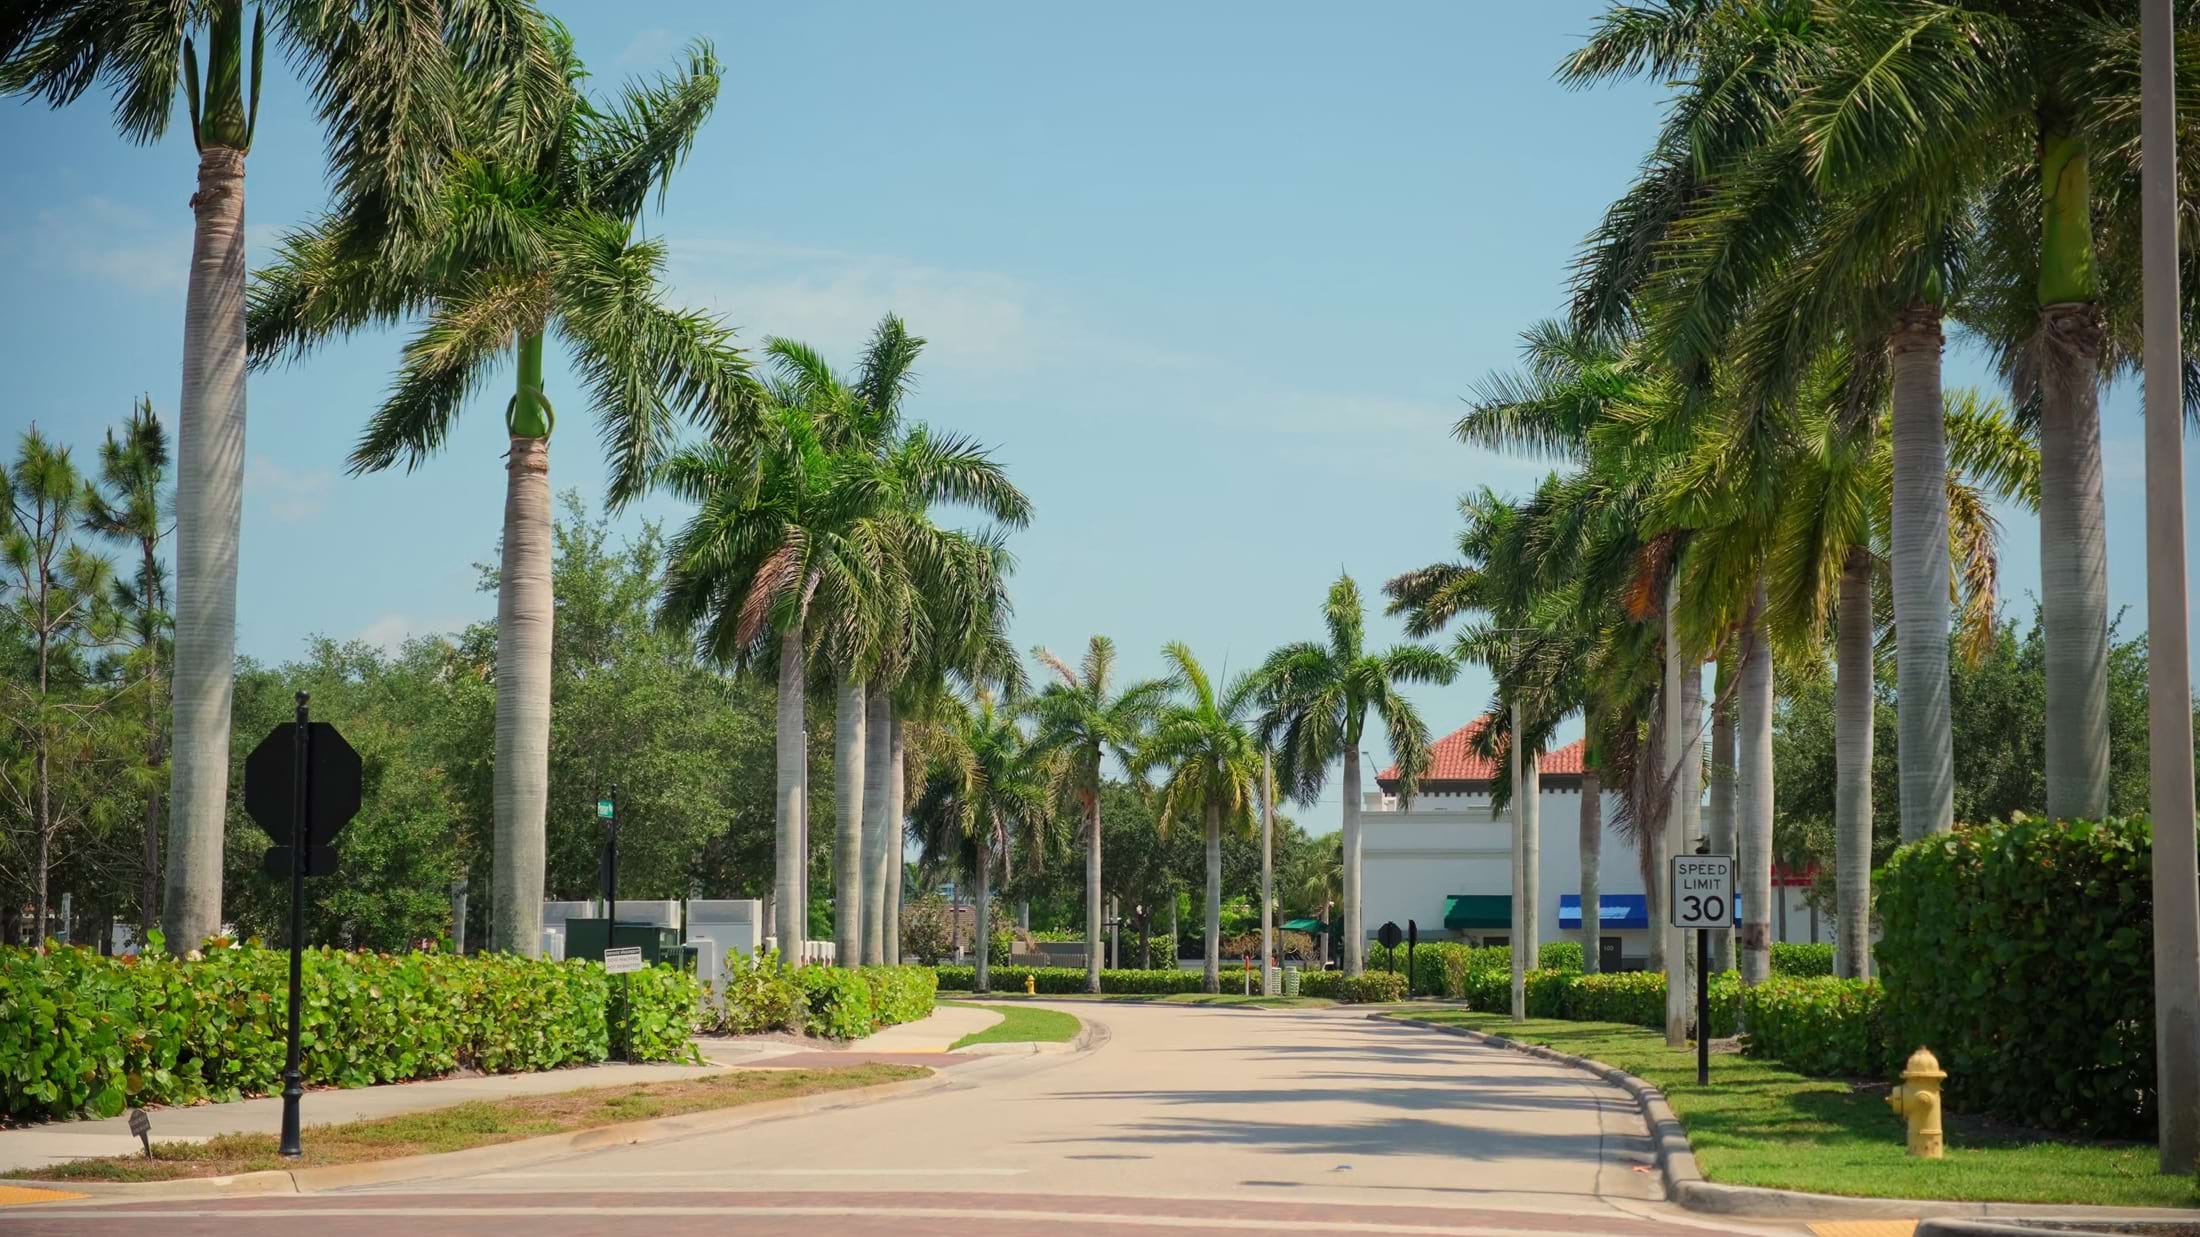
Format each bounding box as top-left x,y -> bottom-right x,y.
4,0 -> 550,952
909,693 -> 1051,994
1143,643 -> 1263,993
84,399 -> 172,938
1258,576 -> 1453,977
1028,637 -> 1167,992
251,35 -> 755,955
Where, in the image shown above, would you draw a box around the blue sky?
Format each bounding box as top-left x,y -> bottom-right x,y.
1,2 -> 2187,836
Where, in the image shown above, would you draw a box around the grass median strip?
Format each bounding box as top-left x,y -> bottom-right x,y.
1390,1011 -> 2197,1210
9,1064 -> 927,1184
945,1003 -> 1082,1050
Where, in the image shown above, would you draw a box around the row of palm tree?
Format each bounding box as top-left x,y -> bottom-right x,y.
5,0 -> 576,953
1388,1 -> 2189,1076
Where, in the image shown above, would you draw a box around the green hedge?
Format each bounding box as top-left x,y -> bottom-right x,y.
705,953 -> 937,1041
1769,942 -> 1834,978
1738,975 -> 1889,1078
0,943 -> 714,1122
1297,970 -> 1409,1003
935,965 -> 1214,995
1450,965 -> 1743,1038
1879,816 -> 2160,1137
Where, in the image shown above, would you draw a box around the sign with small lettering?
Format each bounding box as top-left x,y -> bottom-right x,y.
602,946 -> 644,974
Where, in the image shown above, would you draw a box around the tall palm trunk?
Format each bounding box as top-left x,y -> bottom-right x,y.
1661,577 -> 1687,1046
1523,742 -> 1540,970
1707,655 -> 1736,972
1579,766 -> 1602,974
886,714 -> 905,964
860,684 -> 891,965
1510,704 -> 1527,1019
1203,801 -> 1222,994
1084,789 -> 1103,993
1341,746 -> 1364,976
1641,687 -> 1667,976
491,331 -> 554,957
974,843 -> 992,993
2140,0 -> 2200,1165
1737,582 -> 1773,986
832,674 -> 865,965
1261,752 -> 1275,987
141,559 -> 165,938
1890,305 -> 1953,841
774,627 -> 807,958
2037,127 -> 2111,821
1835,546 -> 1875,979
164,144 -> 249,954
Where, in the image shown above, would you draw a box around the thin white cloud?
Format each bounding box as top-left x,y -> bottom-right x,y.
614,27 -> 680,69
246,454 -> 332,521
354,612 -> 468,653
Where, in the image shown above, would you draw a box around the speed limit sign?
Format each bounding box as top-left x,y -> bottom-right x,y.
1670,854 -> 1734,929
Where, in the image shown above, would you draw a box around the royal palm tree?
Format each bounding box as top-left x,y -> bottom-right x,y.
84,399 -> 173,937
1142,643 -> 1263,993
4,0 -> 552,952
1028,636 -> 1168,992
251,34 -> 756,955
1257,576 -> 1452,978
908,693 -> 1051,994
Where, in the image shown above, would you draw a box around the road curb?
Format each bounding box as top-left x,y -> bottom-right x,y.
1367,1013 -> 2200,1225
10,1071 -> 950,1203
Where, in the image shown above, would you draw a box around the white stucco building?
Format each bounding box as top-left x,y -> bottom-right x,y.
1360,717 -> 1829,971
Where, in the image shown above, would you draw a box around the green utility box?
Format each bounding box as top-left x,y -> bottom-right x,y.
563,919 -> 683,965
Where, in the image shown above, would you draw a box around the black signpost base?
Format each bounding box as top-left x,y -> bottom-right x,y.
1695,926 -> 1711,1087
280,693 -> 309,1159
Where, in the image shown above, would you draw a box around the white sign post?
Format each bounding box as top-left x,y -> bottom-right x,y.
1669,854 -> 1734,929
1670,853 -> 1733,1086
602,945 -> 644,974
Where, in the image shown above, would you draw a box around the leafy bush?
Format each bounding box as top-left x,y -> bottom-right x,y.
711,949 -> 806,1035
1739,976 -> 1889,1078
862,965 -> 938,1027
1538,941 -> 1585,972
1217,930 -> 1317,961
1366,941 -> 1510,996
1300,970 -> 1408,1003
0,943 -> 650,1121
1769,942 -> 1835,978
612,963 -> 705,1062
790,966 -> 876,1040
1878,816 -> 2159,1136
1455,966 -> 1742,1038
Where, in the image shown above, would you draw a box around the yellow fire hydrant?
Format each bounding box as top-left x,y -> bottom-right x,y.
1025,973 -> 1036,996
1885,1047 -> 1947,1158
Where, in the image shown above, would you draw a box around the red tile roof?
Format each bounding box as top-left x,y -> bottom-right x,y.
1377,715 -> 1586,788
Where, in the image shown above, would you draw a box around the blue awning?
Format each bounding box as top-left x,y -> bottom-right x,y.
1559,894 -> 1648,930
1560,893 -> 1745,929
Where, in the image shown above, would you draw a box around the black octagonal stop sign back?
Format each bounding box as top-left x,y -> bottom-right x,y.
244,722 -> 362,847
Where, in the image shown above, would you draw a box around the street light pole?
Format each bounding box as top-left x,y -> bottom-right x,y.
2140,0 -> 2200,1174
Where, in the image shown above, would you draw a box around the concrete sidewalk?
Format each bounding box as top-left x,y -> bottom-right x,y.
0,1052 -> 755,1174
858,1003 -> 1003,1052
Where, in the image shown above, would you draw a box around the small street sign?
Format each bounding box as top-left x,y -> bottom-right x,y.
597,797 -> 615,820
128,1108 -> 152,1159
1669,853 -> 1735,929
603,946 -> 644,974
1377,921 -> 1402,950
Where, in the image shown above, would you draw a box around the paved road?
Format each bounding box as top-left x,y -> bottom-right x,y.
13,1004 -> 1803,1235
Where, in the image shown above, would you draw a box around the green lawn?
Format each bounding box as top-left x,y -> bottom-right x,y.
9,1065 -> 926,1184
944,1002 -> 1083,1049
1389,1011 -> 2198,1209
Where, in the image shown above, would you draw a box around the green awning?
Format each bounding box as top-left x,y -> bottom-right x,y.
1281,917 -> 1325,933
1444,894 -> 1511,931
